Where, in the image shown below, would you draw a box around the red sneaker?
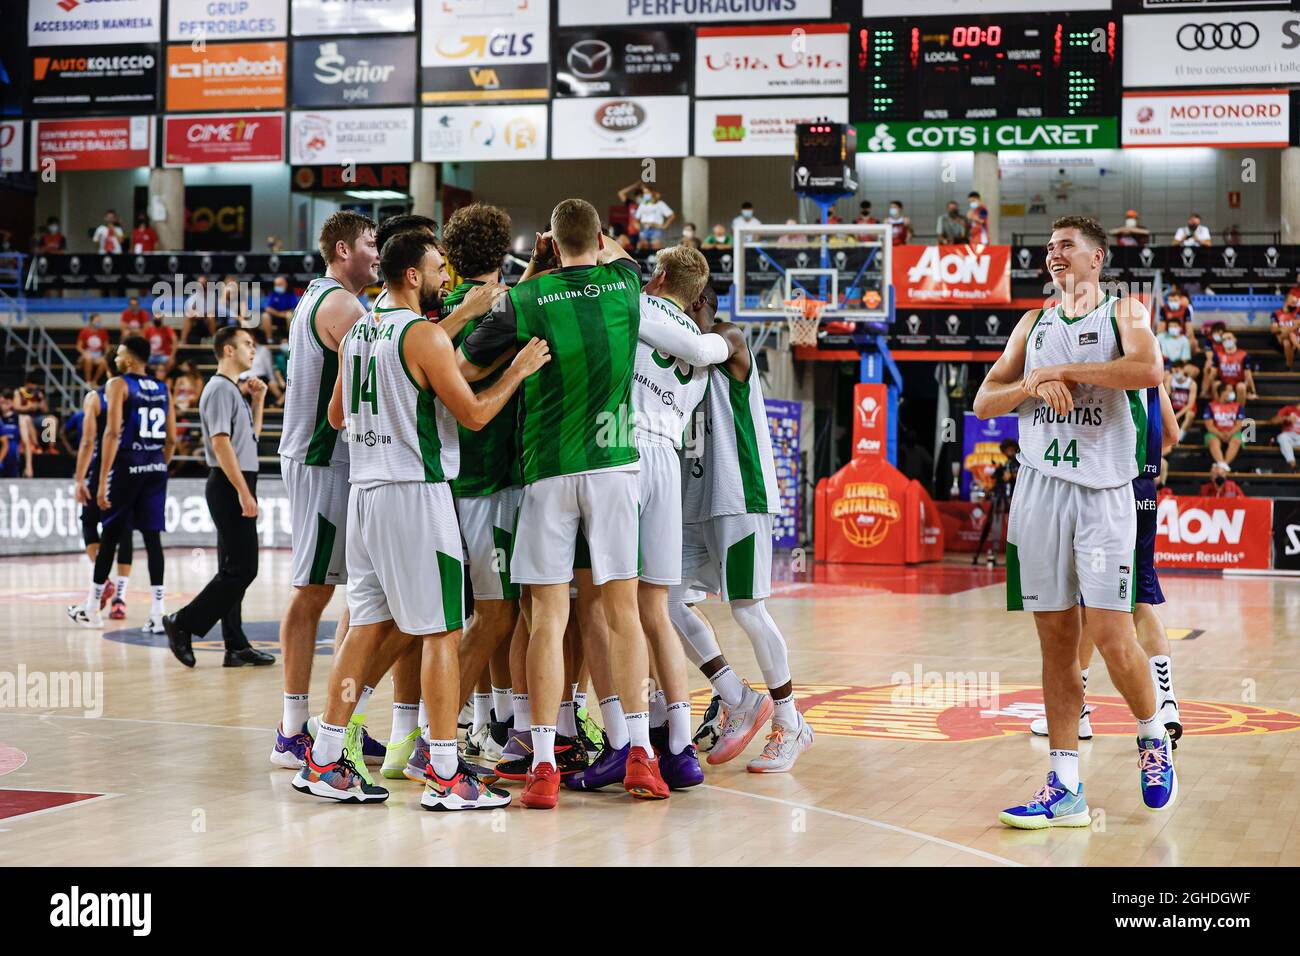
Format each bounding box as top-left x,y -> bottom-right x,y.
109,599 -> 127,620
623,746 -> 669,800
521,762 -> 559,809
98,580 -> 116,611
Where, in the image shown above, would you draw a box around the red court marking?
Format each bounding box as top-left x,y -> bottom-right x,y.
0,744 -> 27,775
0,788 -> 105,822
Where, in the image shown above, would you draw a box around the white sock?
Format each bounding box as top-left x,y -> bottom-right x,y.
512,694 -> 530,733
282,693 -> 309,734
472,692 -> 491,732
532,725 -> 556,768
391,702 -> 418,741
599,695 -> 629,749
150,584 -> 165,619
115,575 -> 129,604
1149,655 -> 1174,704
667,701 -> 692,754
1136,710 -> 1164,742
313,720 -> 346,765
709,664 -> 745,708
625,711 -> 652,755
1050,749 -> 1081,793
773,691 -> 798,728
649,689 -> 668,726
84,582 -> 98,614
575,691 -> 588,711
557,700 -> 577,737
429,739 -> 457,780
354,685 -> 374,722
491,686 -> 513,722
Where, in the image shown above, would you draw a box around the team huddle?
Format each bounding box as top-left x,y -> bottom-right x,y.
269,199 -> 810,810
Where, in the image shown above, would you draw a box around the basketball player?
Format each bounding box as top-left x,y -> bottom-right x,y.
71,383 -> 133,621
291,231 -> 547,807
459,199 -> 667,809
1029,383 -> 1183,743
667,289 -> 813,772
567,246 -> 730,792
974,215 -> 1175,828
67,336 -> 174,632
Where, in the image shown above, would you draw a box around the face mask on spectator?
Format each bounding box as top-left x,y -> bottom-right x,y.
1212,332 -> 1223,343
969,200 -> 980,210
274,282 -> 287,294
1223,338 -> 1236,352
1225,391 -> 1236,402
1125,217 -> 1137,228
48,223 -> 60,234
682,228 -> 694,239
741,209 -> 753,219
889,206 -> 901,218
642,192 -> 652,203
1169,325 -> 1182,336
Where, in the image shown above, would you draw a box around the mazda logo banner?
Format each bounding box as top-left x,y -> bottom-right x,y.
1124,11 -> 1300,87
553,27 -> 689,98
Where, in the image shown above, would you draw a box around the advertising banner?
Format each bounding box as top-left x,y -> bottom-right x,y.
1272,498 -> 1300,572
814,457 -> 942,565
1121,90 -> 1289,148
893,245 -> 1012,309
29,252 -> 327,291
890,307 -> 1019,352
766,398 -> 801,549
935,500 -> 1007,555
851,383 -> 888,460
961,412 -> 1017,500
0,122 -> 21,173
181,185 -> 252,251
168,0 -> 287,41
1123,11 -> 1300,88
29,0 -> 161,47
694,96 -> 847,157
695,23 -> 848,98
421,104 -> 547,162
163,113 -> 285,166
290,0 -> 415,36
166,41 -> 287,111
32,116 -> 154,172
554,27 -> 689,97
420,0 -> 549,103
857,117 -> 1117,153
550,95 -> 689,158
292,163 -> 409,192
1154,495 -> 1273,571
289,108 -> 415,165
291,36 -> 417,107
866,0 -> 1110,11
28,46 -> 159,113
558,0 -> 831,26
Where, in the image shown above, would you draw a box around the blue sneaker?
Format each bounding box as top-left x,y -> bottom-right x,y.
360,724 -> 386,766
565,738 -> 629,791
269,722 -> 312,769
1138,734 -> 1177,811
998,772 -> 1090,829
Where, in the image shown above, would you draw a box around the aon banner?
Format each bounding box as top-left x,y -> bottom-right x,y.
1154,495 -> 1271,571
814,456 -> 942,565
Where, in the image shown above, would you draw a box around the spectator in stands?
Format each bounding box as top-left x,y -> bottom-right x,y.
121,296 -> 149,336
76,313 -> 111,385
1161,286 -> 1195,339
1201,318 -> 1226,355
886,201 -> 912,246
704,223 -> 732,249
1167,361 -> 1199,434
732,201 -> 761,237
146,312 -> 177,376
1268,402 -> 1300,472
967,192 -> 989,246
260,276 -> 298,343
630,187 -> 675,252
855,201 -> 877,225
182,276 -> 217,344
92,210 -> 125,254
1109,209 -> 1150,247
777,218 -> 809,246
0,390 -> 22,478
15,379 -> 57,455
1271,297 -> 1300,371
1157,316 -> 1192,368
33,216 -> 66,255
248,329 -> 285,406
1203,383 -> 1246,470
1173,213 -> 1212,248
169,359 -> 204,414
1203,329 -> 1257,402
680,223 -> 701,250
131,214 -> 159,254
1200,462 -> 1245,497
936,201 -> 969,245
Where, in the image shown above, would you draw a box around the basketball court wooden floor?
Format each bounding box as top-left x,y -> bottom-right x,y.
2,549 -> 1297,867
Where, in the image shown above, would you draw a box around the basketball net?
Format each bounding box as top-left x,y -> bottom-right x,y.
781,296 -> 826,348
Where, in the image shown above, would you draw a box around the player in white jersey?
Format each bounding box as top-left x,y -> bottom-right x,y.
974,216 -> 1175,828
291,230 -> 549,807
566,246 -> 730,792
667,287 -> 814,773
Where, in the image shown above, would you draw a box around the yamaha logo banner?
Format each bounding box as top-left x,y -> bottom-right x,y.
1123,10 -> 1300,87
553,27 -> 689,97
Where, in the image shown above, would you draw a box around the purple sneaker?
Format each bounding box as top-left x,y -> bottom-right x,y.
564,740 -> 629,791
269,722 -> 312,769
658,745 -> 704,790
500,728 -> 533,761
361,725 -> 387,767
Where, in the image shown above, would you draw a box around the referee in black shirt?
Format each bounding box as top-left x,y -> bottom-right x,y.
163,327 -> 275,668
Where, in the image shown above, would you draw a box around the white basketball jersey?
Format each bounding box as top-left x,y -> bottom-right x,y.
633,296 -> 710,448
279,276 -> 350,466
341,304 -> 459,489
699,352 -> 780,517
1017,295 -> 1146,489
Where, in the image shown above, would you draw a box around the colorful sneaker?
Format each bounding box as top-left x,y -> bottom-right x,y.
499,728 -> 532,763
270,722 -> 312,769
692,695 -> 724,754
1159,699 -> 1183,748
521,762 -> 559,810
1138,734 -> 1177,812
382,728 -> 421,780
623,746 -> 669,800
747,716 -> 814,773
66,604 -> 102,630
402,736 -> 430,784
495,735 -> 586,781
998,772 -> 1090,829
576,706 -> 603,756
565,737 -> 628,791
109,599 -> 127,620
708,685 -> 774,766
421,758 -> 512,811
99,580 -> 116,610
659,744 -> 705,790
1029,705 -> 1094,740
291,746 -> 389,803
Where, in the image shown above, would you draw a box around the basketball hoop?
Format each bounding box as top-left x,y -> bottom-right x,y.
781,296 -> 826,349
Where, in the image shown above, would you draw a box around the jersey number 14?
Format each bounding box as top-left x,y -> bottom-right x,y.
351,355 -> 378,415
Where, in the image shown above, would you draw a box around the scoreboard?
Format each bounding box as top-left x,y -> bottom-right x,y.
854,15 -> 1118,122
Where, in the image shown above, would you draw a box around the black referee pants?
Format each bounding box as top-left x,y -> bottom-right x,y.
174,469 -> 259,649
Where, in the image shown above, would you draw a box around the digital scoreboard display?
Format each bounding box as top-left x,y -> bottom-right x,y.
854,15 -> 1118,121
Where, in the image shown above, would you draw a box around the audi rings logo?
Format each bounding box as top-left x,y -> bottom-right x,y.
1176,22 -> 1259,51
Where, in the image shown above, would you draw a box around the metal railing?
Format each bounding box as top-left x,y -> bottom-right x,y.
0,288 -> 89,411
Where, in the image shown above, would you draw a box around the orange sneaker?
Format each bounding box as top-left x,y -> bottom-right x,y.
521,762 -> 559,809
622,746 -> 669,800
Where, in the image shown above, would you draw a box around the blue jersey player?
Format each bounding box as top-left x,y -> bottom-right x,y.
72,383 -> 135,621
67,336 -> 175,632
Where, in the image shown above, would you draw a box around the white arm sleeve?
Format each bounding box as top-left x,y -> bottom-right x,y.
639,296 -> 730,366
